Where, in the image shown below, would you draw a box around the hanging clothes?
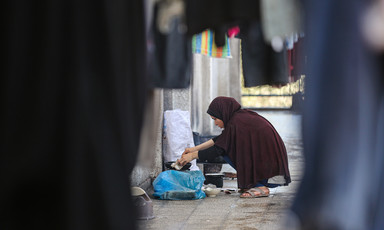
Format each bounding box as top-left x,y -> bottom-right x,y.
260,0 -> 302,43
148,2 -> 192,88
185,0 -> 261,36
239,22 -> 289,87
185,0 -> 260,52
192,29 -> 231,58
228,26 -> 240,38
291,36 -> 306,81
185,0 -> 298,87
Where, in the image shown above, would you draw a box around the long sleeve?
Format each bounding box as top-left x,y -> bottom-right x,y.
198,145 -> 225,162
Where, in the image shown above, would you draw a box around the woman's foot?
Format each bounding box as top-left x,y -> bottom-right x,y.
240,186 -> 270,198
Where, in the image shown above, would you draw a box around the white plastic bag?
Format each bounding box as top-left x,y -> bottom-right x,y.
163,110 -> 199,171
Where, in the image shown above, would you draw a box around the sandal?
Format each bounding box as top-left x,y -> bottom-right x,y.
239,187 -> 269,198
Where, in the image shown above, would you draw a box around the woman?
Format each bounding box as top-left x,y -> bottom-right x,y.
178,96 -> 291,198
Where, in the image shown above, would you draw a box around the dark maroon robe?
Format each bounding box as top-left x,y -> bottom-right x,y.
207,97 -> 291,189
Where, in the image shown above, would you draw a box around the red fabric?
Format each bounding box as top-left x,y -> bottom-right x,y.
227,26 -> 240,38
207,97 -> 291,189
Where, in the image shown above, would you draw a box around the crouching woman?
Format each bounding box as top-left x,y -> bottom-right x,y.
178,96 -> 291,198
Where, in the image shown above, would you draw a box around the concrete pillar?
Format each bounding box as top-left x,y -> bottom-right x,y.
163,88 -> 191,112
131,89 -> 164,190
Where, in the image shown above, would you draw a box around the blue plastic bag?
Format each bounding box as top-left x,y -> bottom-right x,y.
153,170 -> 206,200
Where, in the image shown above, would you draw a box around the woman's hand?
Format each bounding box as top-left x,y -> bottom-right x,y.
177,151 -> 198,166
182,147 -> 194,156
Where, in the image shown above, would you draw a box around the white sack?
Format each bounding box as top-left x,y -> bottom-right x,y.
163,110 -> 199,171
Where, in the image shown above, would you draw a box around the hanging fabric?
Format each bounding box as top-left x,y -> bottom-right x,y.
192,29 -> 232,58
228,26 -> 240,38
260,0 -> 302,44
148,2 -> 192,89
239,22 -> 289,87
